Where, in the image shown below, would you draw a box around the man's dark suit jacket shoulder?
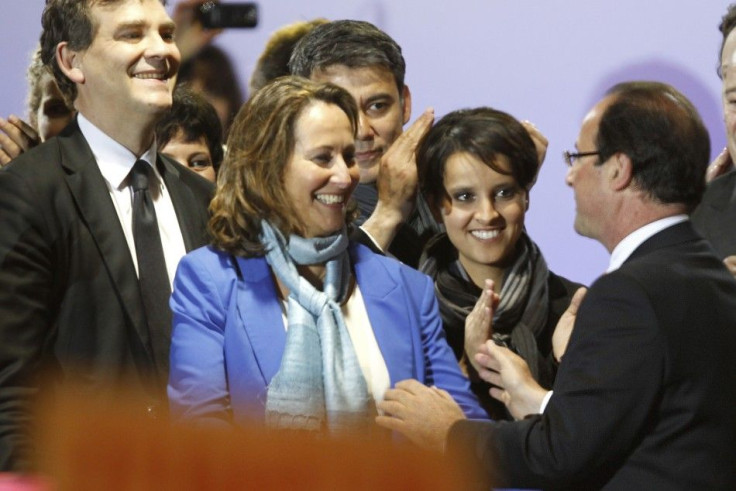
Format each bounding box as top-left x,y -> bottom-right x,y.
691,169 -> 736,258
0,121 -> 214,471
448,221 -> 736,490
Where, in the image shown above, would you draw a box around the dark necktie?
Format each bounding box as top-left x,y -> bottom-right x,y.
130,160 -> 172,376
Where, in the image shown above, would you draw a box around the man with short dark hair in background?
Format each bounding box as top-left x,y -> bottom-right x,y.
0,0 -> 213,471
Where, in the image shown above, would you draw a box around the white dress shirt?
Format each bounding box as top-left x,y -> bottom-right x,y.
77,114 -> 187,287
606,215 -> 689,273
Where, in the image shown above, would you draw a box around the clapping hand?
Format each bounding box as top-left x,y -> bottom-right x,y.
551,287 -> 587,362
464,279 -> 499,375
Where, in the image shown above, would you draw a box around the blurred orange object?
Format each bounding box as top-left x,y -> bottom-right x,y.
33,386 -> 481,490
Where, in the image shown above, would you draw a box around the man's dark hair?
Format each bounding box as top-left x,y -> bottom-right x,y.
596,81 -> 710,212
288,20 -> 406,94
40,0 -> 167,102
156,85 -> 224,173
719,3 -> 736,76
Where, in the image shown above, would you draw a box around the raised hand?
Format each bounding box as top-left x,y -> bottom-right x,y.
172,0 -> 223,62
360,108 -> 434,251
705,147 -> 734,183
474,341 -> 548,420
521,120 -> 548,187
464,279 -> 499,374
0,116 -> 40,166
552,287 -> 587,362
724,255 -> 736,279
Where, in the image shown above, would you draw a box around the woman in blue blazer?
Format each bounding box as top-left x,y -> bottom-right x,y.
167,77 -> 485,433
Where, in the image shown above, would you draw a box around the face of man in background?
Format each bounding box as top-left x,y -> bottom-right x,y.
310,64 -> 411,184
721,28 -> 736,163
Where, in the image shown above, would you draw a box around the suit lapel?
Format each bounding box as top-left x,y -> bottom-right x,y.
158,156 -> 204,252
351,244 -> 415,385
234,256 -> 287,384
59,122 -> 153,362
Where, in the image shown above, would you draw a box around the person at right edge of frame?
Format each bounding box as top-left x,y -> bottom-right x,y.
692,3 -> 736,279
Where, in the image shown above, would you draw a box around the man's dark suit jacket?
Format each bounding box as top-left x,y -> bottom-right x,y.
448,221 -> 736,490
691,169 -> 736,258
0,121 -> 214,471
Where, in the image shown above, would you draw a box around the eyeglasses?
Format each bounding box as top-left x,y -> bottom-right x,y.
563,150 -> 600,167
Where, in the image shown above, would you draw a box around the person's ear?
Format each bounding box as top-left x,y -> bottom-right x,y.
401,84 -> 412,125
56,42 -> 84,84
608,152 -> 634,191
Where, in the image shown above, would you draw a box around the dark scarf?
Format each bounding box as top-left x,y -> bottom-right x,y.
420,232 -> 550,381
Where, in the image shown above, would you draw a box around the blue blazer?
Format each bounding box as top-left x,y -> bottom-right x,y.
168,242 -> 486,426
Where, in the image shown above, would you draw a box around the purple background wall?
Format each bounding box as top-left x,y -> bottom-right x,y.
2,1 -> 731,285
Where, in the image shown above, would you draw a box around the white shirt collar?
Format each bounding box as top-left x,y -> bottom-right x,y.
607,215 -> 689,273
77,113 -> 159,190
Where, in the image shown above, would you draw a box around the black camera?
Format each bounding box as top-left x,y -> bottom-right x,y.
195,2 -> 258,29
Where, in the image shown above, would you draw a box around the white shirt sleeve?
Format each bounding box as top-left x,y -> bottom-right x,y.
358,225 -> 386,253
539,390 -> 553,413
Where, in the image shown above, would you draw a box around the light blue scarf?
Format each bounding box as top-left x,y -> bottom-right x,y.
261,221 -> 374,433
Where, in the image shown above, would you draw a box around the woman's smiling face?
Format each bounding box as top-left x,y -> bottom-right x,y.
283,100 -> 359,238
440,151 -> 526,285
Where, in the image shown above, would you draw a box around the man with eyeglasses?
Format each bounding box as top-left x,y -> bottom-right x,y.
375,81 -> 736,490
691,3 -> 736,279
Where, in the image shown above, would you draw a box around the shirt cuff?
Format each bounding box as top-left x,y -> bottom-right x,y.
539,390 -> 553,413
358,225 -> 385,253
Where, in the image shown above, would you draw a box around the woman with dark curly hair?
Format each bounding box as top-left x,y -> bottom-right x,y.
417,107 -> 584,419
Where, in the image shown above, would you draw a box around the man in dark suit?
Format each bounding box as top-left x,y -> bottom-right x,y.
692,3 -> 736,277
0,0 -> 213,471
375,82 -> 736,489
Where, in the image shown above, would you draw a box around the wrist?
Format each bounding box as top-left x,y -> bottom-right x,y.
523,385 -> 550,416
360,202 -> 404,251
371,200 -> 406,228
